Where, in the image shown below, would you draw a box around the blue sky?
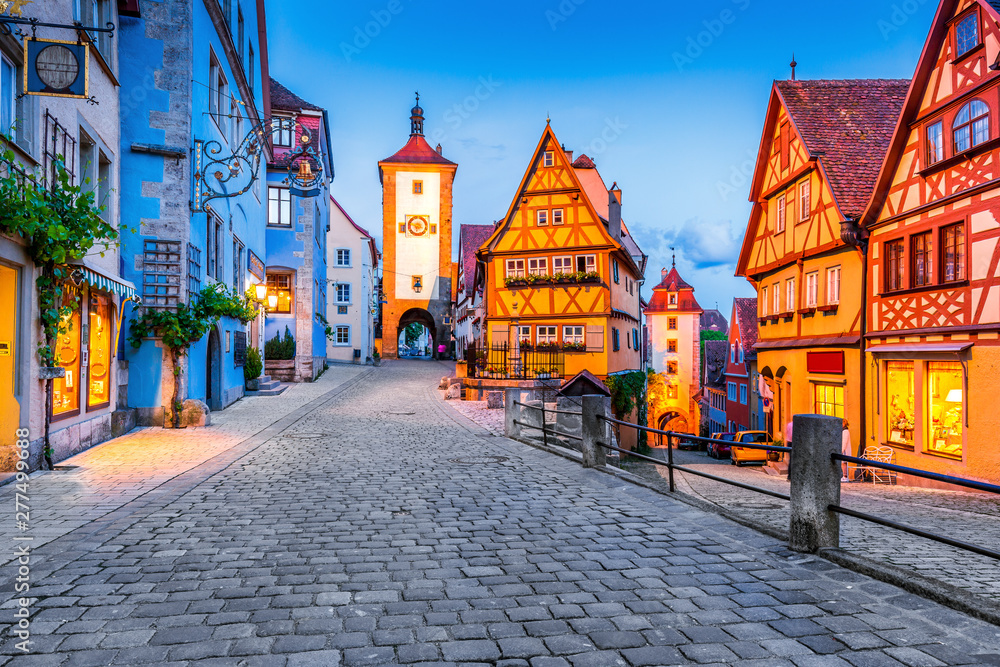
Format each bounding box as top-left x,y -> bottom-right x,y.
265,0 -> 938,316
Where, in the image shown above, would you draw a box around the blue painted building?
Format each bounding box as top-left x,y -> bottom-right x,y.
118,0 -> 270,423
262,78 -> 334,382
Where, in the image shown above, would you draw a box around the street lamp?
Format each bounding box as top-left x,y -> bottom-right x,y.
254,283 -> 267,301
268,294 -> 278,310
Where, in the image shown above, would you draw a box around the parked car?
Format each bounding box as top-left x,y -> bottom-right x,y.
731,430 -> 772,466
676,434 -> 705,451
707,432 -> 736,459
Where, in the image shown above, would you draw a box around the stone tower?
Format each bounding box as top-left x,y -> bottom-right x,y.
378,96 -> 458,358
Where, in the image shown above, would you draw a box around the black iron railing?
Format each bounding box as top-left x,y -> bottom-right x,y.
466,343 -> 565,381
512,401 -> 583,450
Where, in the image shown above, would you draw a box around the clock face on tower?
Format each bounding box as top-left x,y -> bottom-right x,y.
406,216 -> 429,237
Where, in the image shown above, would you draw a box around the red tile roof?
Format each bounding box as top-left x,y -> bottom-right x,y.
654,267 -> 692,291
458,224 -> 494,299
382,134 -> 456,165
734,297 -> 758,358
572,154 -> 596,169
645,267 -> 702,314
269,77 -> 323,112
776,79 -> 909,218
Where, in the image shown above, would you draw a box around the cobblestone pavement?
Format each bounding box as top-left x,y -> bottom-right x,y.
445,399 -> 505,437
0,364 -> 367,568
1,361 -> 999,665
635,448 -> 1000,602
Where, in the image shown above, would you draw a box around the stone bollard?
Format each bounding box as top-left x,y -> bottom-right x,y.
556,396 -> 583,451
486,391 -> 504,409
522,400 -> 544,438
504,388 -> 522,439
789,414 -> 842,553
581,394 -> 608,468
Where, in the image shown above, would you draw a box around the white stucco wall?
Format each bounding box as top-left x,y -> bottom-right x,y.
393,171 -> 441,299
326,201 -> 377,363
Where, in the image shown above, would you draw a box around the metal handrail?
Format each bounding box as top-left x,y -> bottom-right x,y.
832,453 -> 1000,495
513,401 -> 582,417
513,420 -> 584,443
828,504 -> 1000,561
597,414 -> 792,453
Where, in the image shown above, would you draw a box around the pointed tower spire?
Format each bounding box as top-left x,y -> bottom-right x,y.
790,54 -> 797,81
670,246 -> 676,269
410,92 -> 424,136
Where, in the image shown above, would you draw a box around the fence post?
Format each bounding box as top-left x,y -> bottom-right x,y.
666,433 -> 675,492
581,394 -> 606,468
789,414 -> 842,553
504,388 -> 522,440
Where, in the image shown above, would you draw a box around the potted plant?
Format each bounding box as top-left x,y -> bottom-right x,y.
372,349 -> 381,366
563,342 -> 586,352
244,347 -> 263,391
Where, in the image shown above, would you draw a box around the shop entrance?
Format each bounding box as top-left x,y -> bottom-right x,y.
206,328 -> 222,411
0,264 -> 18,450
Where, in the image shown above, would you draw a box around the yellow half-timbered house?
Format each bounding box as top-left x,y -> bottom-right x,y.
477,124 -> 647,379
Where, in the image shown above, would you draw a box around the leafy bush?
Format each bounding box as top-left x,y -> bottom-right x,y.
244,347 -> 263,381
265,326 -> 296,360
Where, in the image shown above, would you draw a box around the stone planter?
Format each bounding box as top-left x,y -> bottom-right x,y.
265,359 -> 296,383
245,378 -> 259,391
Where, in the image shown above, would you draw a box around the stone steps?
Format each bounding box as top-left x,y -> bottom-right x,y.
246,376 -> 288,397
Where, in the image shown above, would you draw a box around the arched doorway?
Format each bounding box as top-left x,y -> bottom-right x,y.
206,327 -> 222,411
654,411 -> 690,447
396,308 -> 437,359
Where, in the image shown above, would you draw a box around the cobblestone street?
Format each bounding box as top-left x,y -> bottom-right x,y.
2,361 -> 1000,665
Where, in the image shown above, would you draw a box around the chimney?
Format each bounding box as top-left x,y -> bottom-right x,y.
436,143 -> 443,155
661,267 -> 668,280
608,182 -> 622,240
564,148 -> 573,162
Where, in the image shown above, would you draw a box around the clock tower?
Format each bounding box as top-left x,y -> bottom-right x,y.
378,96 -> 458,359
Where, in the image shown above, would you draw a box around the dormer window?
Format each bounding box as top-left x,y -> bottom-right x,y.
669,293 -> 677,306
953,99 -> 990,153
956,11 -> 980,58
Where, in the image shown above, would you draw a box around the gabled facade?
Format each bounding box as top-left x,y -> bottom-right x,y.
702,340 -> 729,435
378,97 -> 457,359
454,224 -> 494,355
738,78 -> 908,446
645,264 -> 703,434
119,0 -> 269,420
264,77 -> 333,382
326,197 -> 378,364
724,298 -> 758,433
479,126 -> 645,379
861,0 -> 1000,483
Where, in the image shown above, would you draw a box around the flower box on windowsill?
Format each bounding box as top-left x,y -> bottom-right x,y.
563,343 -> 586,352
818,304 -> 839,313
798,307 -> 817,316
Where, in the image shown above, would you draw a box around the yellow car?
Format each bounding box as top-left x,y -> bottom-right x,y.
731,431 -> 772,466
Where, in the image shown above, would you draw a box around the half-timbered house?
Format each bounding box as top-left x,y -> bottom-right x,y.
477,124 -> 646,380
859,0 -> 1000,484
737,78 -> 909,448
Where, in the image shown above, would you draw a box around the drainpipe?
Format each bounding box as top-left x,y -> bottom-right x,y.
840,218 -> 868,453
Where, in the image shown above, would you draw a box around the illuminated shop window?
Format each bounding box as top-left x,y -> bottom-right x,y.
927,362 -> 963,458
813,383 -> 843,419
885,361 -> 914,446
87,293 -> 112,409
266,273 -> 293,314
52,295 -> 81,419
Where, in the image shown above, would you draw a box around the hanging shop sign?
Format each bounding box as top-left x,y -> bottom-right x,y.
248,250 -> 265,281
24,38 -> 89,99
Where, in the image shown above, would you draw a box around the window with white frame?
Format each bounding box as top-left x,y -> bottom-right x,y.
336,249 -> 351,266
553,256 -> 572,274
336,283 -> 351,304
575,255 -> 596,273
799,181 -> 811,221
785,277 -> 796,313
209,52 -> 228,136
335,325 -> 350,345
805,271 -> 818,308
740,384 -> 748,405
827,266 -> 841,305
268,187 -> 291,226
761,287 -> 768,316
505,259 -> 525,278
543,150 -> 554,167
536,209 -> 548,226
773,282 -> 780,314
563,326 -> 584,344
272,117 -> 292,147
537,326 -> 557,344
517,325 -> 532,344
552,209 -> 564,225
528,258 -> 547,276
776,194 -> 786,233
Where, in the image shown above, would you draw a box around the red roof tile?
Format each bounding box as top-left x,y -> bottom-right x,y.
458,224 -> 494,299
776,79 -> 909,218
572,154 -> 596,169
382,134 -> 456,165
269,77 -> 323,112
734,297 -> 758,358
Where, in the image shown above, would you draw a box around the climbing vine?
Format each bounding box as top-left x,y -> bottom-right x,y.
129,283 -> 261,427
606,370 -> 650,453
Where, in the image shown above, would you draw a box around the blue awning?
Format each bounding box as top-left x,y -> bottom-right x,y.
70,260 -> 137,299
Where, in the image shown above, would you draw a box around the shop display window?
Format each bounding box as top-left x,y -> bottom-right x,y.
88,293 -> 112,409
927,361 -> 963,457
885,361 -> 914,446
814,383 -> 844,419
52,295 -> 81,419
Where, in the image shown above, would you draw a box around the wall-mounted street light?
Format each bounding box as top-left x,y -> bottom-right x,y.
254,283 -> 267,301
268,295 -> 278,310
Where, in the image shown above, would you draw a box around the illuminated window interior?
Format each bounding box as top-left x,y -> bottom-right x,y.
87,293 -> 112,408
266,273 -> 293,314
813,383 -> 843,419
927,361 -> 963,458
52,295 -> 81,418
885,361 -> 914,446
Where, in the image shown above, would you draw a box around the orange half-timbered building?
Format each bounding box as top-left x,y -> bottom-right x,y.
738,79 -> 908,449
861,0 -> 1000,484
477,124 -> 646,379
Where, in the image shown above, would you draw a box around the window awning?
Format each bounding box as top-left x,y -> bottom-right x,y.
70,260 -> 137,300
868,342 -> 973,355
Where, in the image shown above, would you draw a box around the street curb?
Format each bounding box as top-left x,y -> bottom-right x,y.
502,435 -> 1000,628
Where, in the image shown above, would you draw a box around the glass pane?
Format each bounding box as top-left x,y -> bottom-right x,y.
885,361 -> 914,446
927,362 -> 963,457
88,294 -> 111,407
955,125 -> 971,153
0,58 -> 13,135
53,297 -> 82,417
